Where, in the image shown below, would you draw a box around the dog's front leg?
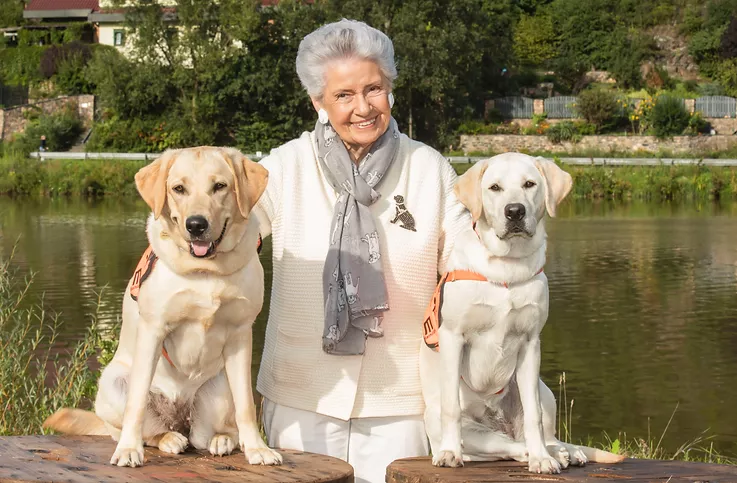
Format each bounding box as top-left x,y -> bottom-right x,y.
516,336 -> 560,474
110,323 -> 164,467
223,328 -> 282,466
433,325 -> 465,467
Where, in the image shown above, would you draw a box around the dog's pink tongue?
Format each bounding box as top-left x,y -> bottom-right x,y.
191,241 -> 210,257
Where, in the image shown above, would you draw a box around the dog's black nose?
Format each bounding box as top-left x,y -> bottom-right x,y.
185,216 -> 209,236
504,203 -> 526,222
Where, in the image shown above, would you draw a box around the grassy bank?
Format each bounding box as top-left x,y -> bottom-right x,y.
454,162 -> 737,201
0,155 -> 145,197
2,154 -> 737,202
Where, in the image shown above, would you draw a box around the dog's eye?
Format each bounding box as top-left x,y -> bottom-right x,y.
213,182 -> 227,192
523,180 -> 536,189
172,185 -> 186,194
489,184 -> 502,192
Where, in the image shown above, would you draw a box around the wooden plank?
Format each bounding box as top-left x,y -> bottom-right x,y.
0,436 -> 353,483
386,456 -> 737,483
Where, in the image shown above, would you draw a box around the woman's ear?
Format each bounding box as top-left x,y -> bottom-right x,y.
311,97 -> 322,113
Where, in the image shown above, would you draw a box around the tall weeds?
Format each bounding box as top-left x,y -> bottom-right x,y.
0,249 -> 116,435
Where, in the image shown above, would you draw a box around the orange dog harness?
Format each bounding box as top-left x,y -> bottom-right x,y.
422,267 -> 544,352
127,234 -> 264,368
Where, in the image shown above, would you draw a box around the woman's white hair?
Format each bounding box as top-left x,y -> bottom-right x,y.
296,19 -> 397,100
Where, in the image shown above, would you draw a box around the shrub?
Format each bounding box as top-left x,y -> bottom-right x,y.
10,107 -> 84,154
574,89 -> 625,133
39,41 -> 92,79
86,116 -> 184,153
650,95 -> 690,139
686,111 -> 710,135
455,120 -> 521,135
546,121 -> 581,143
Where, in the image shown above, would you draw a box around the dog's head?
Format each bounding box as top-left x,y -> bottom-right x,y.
454,153 -> 572,249
134,146 -> 268,259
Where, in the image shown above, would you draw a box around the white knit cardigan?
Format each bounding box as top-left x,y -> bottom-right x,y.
254,130 -> 471,421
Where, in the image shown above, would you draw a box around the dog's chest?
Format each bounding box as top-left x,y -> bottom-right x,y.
445,280 -> 547,335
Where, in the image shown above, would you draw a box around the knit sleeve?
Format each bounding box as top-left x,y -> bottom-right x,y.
253,149 -> 284,238
437,156 -> 473,274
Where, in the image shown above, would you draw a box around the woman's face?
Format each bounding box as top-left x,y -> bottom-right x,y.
313,58 -> 392,152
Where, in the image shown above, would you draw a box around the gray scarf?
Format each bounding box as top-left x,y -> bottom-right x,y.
317,117 -> 400,355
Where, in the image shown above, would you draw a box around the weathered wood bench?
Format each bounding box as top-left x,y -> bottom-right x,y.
386,456 -> 737,482
0,435 -> 353,483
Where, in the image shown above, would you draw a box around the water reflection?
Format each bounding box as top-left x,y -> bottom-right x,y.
0,197 -> 736,456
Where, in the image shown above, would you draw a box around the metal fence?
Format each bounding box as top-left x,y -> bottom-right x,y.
544,96 -> 577,119
494,96 -> 534,119
694,96 -> 737,118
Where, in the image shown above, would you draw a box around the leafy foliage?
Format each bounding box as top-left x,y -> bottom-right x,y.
650,95 -> 690,138
6,107 -> 84,155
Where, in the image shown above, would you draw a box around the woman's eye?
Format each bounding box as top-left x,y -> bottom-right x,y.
523,180 -> 536,189
489,184 -> 501,192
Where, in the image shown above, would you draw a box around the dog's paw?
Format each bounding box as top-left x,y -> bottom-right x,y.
158,432 -> 188,454
562,443 -> 588,466
528,454 -> 561,474
110,444 -> 145,467
432,450 -> 464,467
209,434 -> 236,457
546,443 -> 570,469
243,446 -> 282,466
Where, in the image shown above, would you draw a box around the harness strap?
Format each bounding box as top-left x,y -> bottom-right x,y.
422,267 -> 544,352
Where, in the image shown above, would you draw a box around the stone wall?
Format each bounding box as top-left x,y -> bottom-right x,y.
0,95 -> 94,142
460,134 -> 737,156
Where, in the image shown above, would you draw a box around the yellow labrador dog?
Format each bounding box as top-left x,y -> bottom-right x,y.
44,147 -> 282,468
420,153 -> 624,474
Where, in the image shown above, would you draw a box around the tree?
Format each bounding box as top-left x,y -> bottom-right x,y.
720,16 -> 737,58
0,0 -> 23,29
513,12 -> 558,66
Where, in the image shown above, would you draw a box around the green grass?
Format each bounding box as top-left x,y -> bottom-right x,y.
556,371 -> 736,465
453,162 -> 737,202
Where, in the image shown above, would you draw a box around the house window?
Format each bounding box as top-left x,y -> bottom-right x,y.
113,29 -> 125,47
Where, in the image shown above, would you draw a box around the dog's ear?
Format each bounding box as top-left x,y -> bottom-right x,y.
135,150 -> 177,219
221,148 -> 269,218
454,160 -> 489,222
534,157 -> 573,217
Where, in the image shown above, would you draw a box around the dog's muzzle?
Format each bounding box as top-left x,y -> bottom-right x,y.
187,218 -> 228,258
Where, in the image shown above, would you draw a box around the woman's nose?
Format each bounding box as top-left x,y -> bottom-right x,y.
354,94 -> 372,115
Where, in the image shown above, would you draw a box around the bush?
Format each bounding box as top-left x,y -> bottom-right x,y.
574,89 -> 626,133
546,121 -> 581,143
686,111 -> 710,135
455,120 -> 521,135
650,95 -> 690,139
7,107 -> 84,154
86,116 -> 184,153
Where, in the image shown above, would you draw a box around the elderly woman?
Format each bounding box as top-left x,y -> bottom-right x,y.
254,19 -> 471,483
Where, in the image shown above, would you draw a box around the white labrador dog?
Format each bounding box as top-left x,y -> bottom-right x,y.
44,147 -> 282,468
420,153 -> 624,474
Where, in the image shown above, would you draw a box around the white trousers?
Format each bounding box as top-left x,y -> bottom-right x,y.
261,398 -> 430,483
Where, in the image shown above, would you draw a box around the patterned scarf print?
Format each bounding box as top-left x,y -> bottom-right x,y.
316,117 -> 400,355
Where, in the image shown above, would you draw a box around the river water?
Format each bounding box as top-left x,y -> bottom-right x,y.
1,196 -> 736,456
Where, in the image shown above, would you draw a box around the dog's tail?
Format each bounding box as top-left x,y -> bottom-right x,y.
578,445 -> 626,464
43,408 -> 109,436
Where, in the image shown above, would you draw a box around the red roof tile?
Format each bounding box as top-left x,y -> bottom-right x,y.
25,0 -> 99,12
